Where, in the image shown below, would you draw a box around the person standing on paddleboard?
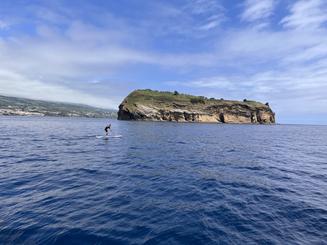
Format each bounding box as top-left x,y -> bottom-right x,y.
105,124 -> 111,136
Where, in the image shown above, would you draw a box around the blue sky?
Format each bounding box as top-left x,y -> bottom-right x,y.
0,0 -> 327,124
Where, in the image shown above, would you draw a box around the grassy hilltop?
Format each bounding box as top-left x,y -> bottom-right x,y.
123,89 -> 269,110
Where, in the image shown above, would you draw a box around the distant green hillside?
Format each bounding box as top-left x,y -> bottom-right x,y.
0,95 -> 117,118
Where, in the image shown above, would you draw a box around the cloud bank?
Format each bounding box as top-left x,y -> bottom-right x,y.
0,0 -> 326,123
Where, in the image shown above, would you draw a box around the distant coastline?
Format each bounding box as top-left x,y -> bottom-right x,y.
0,95 -> 117,118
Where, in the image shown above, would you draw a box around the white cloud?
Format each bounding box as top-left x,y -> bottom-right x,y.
89,80 -> 101,84
0,21 -> 157,108
198,19 -> 221,31
149,0 -> 225,36
189,0 -> 225,31
212,26 -> 327,73
166,24 -> 327,119
0,20 -> 9,29
0,69 -> 115,108
241,0 -> 276,22
281,0 -> 327,29
1,0 -> 327,123
0,24 -> 215,76
0,18 -> 217,109
173,76 -> 234,89
168,66 -> 327,115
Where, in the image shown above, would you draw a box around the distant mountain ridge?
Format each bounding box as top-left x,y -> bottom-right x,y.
0,95 -> 116,118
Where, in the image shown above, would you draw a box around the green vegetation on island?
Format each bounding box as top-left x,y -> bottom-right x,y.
118,89 -> 275,124
121,89 -> 269,110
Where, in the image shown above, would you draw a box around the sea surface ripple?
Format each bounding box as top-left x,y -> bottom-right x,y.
0,116 -> 326,244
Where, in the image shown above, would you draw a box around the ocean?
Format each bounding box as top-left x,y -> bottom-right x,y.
0,116 -> 326,244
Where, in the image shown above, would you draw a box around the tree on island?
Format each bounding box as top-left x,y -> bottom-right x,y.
174,91 -> 179,95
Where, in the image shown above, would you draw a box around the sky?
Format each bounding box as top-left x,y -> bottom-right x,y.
0,0 -> 327,124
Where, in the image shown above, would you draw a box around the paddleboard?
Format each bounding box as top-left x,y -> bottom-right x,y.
96,135 -> 122,139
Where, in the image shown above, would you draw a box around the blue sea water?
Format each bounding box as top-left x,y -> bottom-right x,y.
0,116 -> 326,244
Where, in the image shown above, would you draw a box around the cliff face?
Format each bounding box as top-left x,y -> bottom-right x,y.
118,90 -> 275,124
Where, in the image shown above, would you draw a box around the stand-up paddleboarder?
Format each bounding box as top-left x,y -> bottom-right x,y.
105,124 -> 111,136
